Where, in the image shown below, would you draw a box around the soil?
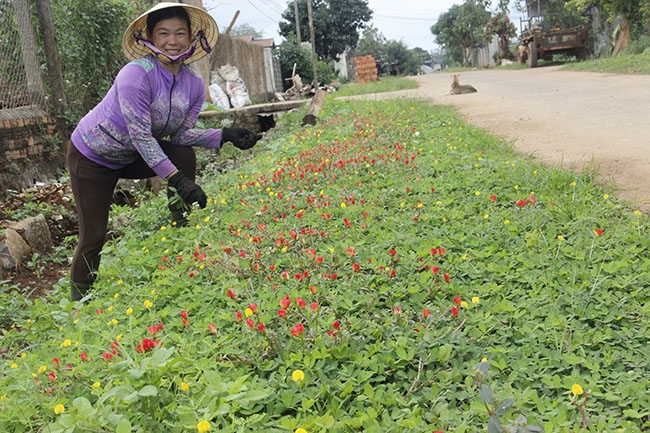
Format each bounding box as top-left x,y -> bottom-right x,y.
3,65 -> 649,298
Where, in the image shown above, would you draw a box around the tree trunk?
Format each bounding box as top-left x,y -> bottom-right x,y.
301,89 -> 326,126
35,0 -> 67,137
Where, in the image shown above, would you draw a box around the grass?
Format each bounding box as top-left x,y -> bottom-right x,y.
0,78 -> 648,433
563,51 -> 650,74
334,76 -> 418,97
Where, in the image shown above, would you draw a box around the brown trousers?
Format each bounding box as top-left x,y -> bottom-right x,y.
67,142 -> 196,286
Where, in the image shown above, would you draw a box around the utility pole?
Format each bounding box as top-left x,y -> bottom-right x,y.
306,0 -> 318,87
294,0 -> 301,42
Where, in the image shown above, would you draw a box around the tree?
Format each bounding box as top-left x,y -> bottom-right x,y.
431,0 -> 492,66
385,40 -> 421,75
567,0 -> 650,40
357,25 -> 388,60
230,24 -> 265,38
279,0 -> 372,61
484,12 -> 517,61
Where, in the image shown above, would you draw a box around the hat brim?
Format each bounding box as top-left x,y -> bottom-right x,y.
121,2 -> 218,64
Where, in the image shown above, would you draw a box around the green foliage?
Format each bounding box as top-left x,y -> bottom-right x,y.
1,95 -> 649,432
279,0 -> 372,61
333,76 -> 419,97
277,35 -> 314,89
51,0 -> 140,129
567,0 -> 650,39
562,51 -> 650,74
431,0 -> 492,66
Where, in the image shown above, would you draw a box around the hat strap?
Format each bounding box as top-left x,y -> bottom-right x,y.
133,30 -> 212,64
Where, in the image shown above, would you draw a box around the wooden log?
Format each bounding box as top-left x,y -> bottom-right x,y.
301,89 -> 327,126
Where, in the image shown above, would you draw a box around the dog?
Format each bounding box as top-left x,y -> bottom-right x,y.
449,74 -> 477,95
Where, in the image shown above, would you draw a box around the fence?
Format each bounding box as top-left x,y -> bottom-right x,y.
0,0 -> 62,199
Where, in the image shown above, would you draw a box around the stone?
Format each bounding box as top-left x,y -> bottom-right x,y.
0,241 -> 16,273
2,228 -> 31,267
9,213 -> 52,254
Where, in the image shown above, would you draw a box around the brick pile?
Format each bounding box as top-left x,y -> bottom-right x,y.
355,55 -> 378,84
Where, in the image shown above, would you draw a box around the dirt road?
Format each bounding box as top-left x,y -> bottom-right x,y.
348,66 -> 650,211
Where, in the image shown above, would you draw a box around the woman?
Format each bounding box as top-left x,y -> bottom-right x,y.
67,2 -> 261,301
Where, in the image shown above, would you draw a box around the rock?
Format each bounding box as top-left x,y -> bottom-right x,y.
9,214 -> 52,254
2,228 -> 32,268
0,241 -> 16,274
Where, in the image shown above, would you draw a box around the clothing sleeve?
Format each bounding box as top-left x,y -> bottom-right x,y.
115,65 -> 176,178
169,74 -> 223,150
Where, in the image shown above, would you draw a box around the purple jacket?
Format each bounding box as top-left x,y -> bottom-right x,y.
71,55 -> 222,179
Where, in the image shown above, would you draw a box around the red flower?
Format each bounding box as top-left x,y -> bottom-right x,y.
296,297 -> 307,308
227,289 -> 236,299
290,323 -> 305,337
280,295 -> 291,309
453,296 -> 461,306
148,323 -> 164,335
422,309 -> 431,319
278,309 -> 288,318
332,320 -> 341,330
47,372 -> 57,381
431,266 -> 440,275
180,310 -> 189,320
79,352 -> 88,362
389,249 -> 397,256
208,323 -> 218,335
443,273 -> 451,282
235,311 -> 243,321
248,303 -> 258,313
309,285 -> 317,294
52,357 -> 60,369
309,302 -> 319,312
102,353 -> 113,362
352,263 -> 361,272
389,269 -> 396,278
257,323 -> 265,332
393,307 -> 402,315
430,248 -> 437,256
438,247 -> 445,256
594,228 -> 603,236
246,318 -> 255,329
517,199 -> 528,207
451,307 -> 459,316
490,195 -> 497,202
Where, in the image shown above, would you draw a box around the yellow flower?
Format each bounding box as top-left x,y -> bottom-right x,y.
60,339 -> 71,348
126,307 -> 133,315
340,202 -> 347,208
472,297 -> 480,304
603,194 -> 609,199
181,382 -> 190,392
504,219 -> 510,225
107,306 -> 113,312
92,382 -> 101,389
460,301 -> 469,308
0,394 -> 6,401
160,225 -> 167,231
571,384 -> 584,396
144,300 -> 153,309
38,365 -> 47,373
557,235 -> 565,241
197,420 -> 211,433
292,369 -> 305,382
634,210 -> 642,215
204,216 -> 211,223
54,404 -> 65,414
295,428 -> 308,433
117,279 -> 123,285
113,293 -> 119,299
475,191 -> 481,196
244,308 -> 254,317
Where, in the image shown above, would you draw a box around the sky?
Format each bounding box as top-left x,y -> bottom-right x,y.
203,0 -> 526,52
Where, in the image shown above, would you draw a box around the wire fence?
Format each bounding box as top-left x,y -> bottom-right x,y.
0,0 -> 45,110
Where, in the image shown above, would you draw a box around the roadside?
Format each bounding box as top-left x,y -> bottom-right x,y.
346,66 -> 650,212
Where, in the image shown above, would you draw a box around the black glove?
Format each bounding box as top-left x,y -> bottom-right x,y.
168,171 -> 207,209
221,127 -> 262,150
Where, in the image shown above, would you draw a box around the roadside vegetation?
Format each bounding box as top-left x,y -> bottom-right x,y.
1,77 -> 648,432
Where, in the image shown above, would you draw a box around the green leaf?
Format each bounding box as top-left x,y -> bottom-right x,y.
479,384 -> 495,404
115,419 -> 132,433
487,416 -> 504,433
137,385 -> 158,397
495,398 -> 516,416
